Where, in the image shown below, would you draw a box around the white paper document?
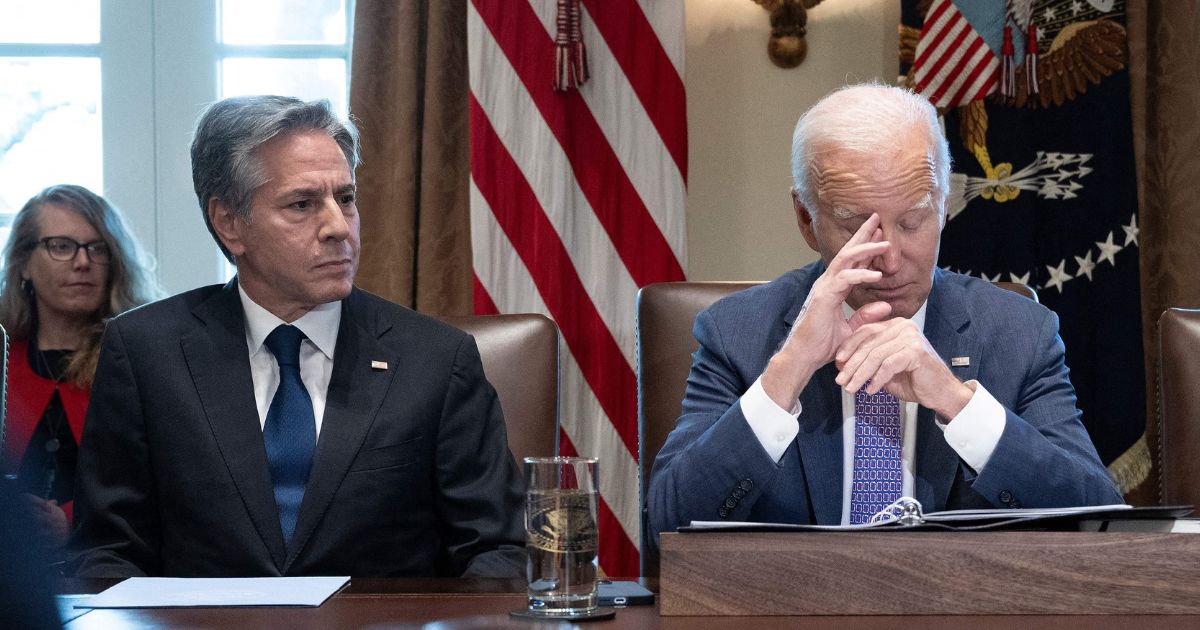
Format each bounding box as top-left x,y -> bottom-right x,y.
78,576 -> 350,608
56,595 -> 93,622
1172,519 -> 1200,533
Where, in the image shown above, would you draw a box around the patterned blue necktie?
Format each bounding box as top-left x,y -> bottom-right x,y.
262,324 -> 316,544
849,384 -> 903,524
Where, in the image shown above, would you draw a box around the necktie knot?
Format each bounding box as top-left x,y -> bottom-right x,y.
265,325 -> 305,367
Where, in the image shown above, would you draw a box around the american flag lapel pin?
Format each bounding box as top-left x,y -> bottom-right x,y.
371,360 -> 389,371
951,357 -> 970,367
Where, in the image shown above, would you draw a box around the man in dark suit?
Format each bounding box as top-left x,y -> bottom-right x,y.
70,96 -> 525,577
647,84 -> 1120,554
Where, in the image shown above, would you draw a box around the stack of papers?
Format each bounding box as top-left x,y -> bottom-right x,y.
76,576 -> 350,609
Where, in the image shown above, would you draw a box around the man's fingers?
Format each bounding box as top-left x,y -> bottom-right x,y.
824,268 -> 883,297
842,337 -> 908,394
835,320 -> 916,389
835,325 -> 893,387
825,213 -> 886,273
841,338 -> 895,392
827,240 -> 890,274
842,212 -> 882,249
869,352 -> 913,395
834,321 -> 884,367
836,314 -> 904,365
848,301 -> 892,330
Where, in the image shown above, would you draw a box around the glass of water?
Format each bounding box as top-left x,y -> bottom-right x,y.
523,456 -> 599,616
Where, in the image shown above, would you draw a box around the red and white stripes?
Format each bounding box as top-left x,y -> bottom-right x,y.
913,0 -> 999,108
468,0 -> 687,577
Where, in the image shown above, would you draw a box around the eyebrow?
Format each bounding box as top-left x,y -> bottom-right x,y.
282,183 -> 356,199
906,193 -> 934,213
829,193 -> 935,221
829,206 -> 859,221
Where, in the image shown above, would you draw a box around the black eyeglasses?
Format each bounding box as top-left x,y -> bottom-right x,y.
38,236 -> 111,265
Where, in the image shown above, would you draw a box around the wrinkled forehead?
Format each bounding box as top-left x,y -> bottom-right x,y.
808,138 -> 941,215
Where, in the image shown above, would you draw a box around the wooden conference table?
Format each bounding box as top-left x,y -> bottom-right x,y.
59,577 -> 1200,629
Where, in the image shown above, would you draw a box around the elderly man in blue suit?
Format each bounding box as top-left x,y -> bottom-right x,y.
647,84 -> 1121,554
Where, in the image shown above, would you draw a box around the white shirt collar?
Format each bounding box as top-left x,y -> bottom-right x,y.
237,281 -> 342,360
840,299 -> 928,330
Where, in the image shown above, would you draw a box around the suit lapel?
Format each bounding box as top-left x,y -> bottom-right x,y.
181,279 -> 287,568
782,265 -> 843,525
284,289 -> 398,570
915,270 -> 980,511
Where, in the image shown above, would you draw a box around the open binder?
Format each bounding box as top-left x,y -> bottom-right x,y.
682,500 -> 1194,533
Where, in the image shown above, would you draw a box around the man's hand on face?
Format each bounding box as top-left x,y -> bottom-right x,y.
833,302 -> 974,421
760,213 -> 894,410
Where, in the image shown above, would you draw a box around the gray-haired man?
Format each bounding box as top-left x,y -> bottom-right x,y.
71,96 -> 525,577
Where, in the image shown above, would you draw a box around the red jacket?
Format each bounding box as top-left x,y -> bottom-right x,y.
4,338 -> 91,519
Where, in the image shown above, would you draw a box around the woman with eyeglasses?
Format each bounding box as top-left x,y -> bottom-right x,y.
0,184 -> 159,550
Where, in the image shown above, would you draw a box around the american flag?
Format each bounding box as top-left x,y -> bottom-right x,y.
467,0 -> 687,577
913,0 -> 999,108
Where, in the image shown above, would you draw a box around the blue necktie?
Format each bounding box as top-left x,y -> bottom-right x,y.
262,324 -> 316,544
849,384 -> 903,524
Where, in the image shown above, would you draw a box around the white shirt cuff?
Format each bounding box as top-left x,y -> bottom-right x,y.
937,380 -> 1005,473
741,377 -> 801,464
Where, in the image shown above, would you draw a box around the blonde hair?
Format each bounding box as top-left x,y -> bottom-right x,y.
0,185 -> 161,385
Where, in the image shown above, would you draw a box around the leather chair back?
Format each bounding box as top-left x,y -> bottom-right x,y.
636,281 -> 759,575
993,281 -> 1039,303
440,314 -> 559,461
635,278 -> 1037,575
1158,308 -> 1200,506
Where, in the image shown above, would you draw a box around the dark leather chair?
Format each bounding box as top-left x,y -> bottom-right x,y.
995,281 -> 1039,303
1158,308 -> 1200,506
635,282 -> 759,576
635,279 -> 1037,575
440,314 -> 559,461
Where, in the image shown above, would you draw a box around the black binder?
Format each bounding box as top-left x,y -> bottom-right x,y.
679,501 -> 1194,533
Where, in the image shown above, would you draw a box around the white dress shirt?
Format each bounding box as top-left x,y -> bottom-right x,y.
740,301 -> 1007,525
239,285 -> 341,437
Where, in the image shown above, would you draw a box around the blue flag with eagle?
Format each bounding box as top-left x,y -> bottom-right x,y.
900,0 -> 1147,494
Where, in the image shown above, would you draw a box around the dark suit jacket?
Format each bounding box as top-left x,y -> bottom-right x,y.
0,481 -> 61,630
648,264 -> 1121,551
70,281 -> 525,577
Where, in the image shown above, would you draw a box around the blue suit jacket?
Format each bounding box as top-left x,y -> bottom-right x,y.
648,264 -> 1121,552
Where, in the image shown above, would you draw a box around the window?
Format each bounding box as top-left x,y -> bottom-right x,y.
0,0 -> 103,246
0,0 -> 354,293
220,0 -> 352,116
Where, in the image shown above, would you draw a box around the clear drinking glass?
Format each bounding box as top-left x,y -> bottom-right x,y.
524,456 -> 599,616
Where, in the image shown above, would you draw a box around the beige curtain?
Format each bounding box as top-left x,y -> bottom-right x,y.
349,0 -> 473,316
1128,0 -> 1200,504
